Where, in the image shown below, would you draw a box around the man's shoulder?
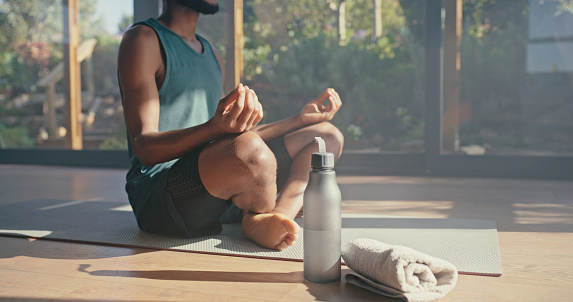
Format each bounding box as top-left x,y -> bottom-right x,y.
118,22 -> 161,63
123,23 -> 157,41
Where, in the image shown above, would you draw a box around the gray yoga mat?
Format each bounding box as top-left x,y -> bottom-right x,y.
0,198 -> 502,276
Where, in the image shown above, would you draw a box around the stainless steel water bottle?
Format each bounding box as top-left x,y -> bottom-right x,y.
303,137 -> 342,283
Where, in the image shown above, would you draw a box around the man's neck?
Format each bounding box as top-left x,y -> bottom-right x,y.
158,5 -> 201,48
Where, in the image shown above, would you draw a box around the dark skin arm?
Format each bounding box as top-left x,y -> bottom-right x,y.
252,88 -> 342,141
118,25 -> 263,166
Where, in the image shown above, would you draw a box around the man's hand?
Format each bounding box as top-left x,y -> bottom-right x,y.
211,84 -> 264,134
299,88 -> 342,126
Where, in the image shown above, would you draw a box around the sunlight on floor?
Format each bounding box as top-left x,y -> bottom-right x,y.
38,198 -> 102,210
342,200 -> 454,218
110,204 -> 133,212
0,229 -> 52,237
513,203 -> 573,225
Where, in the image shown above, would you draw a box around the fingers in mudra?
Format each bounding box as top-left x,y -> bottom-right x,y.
321,88 -> 341,112
236,88 -> 258,130
219,84 -> 263,133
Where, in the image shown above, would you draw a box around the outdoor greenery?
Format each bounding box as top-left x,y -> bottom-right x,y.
459,0 -> 573,154
0,0 -> 571,154
0,0 -> 125,149
241,0 -> 426,151
0,123 -> 34,148
239,0 -> 572,153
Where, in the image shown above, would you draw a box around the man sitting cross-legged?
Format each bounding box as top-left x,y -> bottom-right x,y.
118,0 -> 344,250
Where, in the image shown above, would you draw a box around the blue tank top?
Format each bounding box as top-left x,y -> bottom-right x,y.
122,18 -> 222,217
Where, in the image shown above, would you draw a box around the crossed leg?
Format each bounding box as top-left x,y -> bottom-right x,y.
271,122 -> 344,218
198,123 -> 343,250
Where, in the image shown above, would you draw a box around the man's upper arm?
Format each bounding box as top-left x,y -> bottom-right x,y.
118,25 -> 163,142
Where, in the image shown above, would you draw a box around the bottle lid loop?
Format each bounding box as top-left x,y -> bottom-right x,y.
314,137 -> 326,154
311,136 -> 335,169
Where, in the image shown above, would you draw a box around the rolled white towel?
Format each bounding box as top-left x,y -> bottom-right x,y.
342,238 -> 458,302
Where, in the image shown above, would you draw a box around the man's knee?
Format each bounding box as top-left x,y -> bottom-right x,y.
226,132 -> 277,213
198,132 -> 276,203
232,132 -> 277,179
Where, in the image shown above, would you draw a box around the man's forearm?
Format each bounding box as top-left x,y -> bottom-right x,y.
132,120 -> 224,166
252,114 -> 306,141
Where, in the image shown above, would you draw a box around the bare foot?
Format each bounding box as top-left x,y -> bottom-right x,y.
242,212 -> 300,251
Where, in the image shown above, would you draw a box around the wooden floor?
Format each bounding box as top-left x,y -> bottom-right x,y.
0,164 -> 572,301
